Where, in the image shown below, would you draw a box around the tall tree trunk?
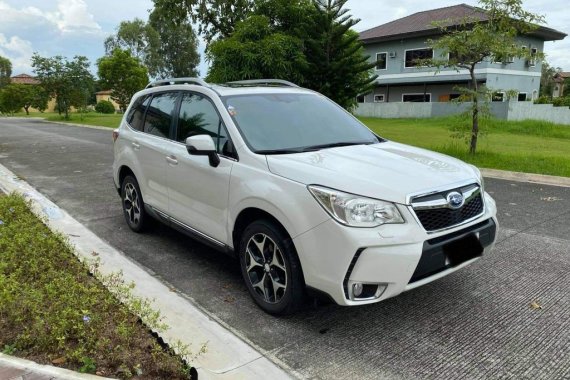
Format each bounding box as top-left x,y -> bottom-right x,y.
469,66 -> 479,154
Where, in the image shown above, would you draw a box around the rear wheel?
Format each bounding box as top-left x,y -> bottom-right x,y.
121,175 -> 147,232
239,220 -> 304,315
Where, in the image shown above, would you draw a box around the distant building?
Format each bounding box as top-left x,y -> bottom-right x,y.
10,73 -> 40,85
10,73 -> 56,112
95,90 -> 120,111
358,3 -> 567,103
552,72 -> 570,98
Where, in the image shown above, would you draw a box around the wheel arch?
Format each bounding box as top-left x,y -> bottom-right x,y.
232,207 -> 291,253
117,165 -> 136,193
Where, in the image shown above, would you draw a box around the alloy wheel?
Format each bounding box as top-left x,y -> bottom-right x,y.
245,233 -> 288,304
124,182 -> 141,226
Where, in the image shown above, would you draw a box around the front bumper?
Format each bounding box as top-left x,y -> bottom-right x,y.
293,192 -> 498,306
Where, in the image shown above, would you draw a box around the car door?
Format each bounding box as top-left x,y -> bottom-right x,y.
167,91 -> 235,244
134,91 -> 178,213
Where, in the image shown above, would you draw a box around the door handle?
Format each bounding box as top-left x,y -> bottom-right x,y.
166,155 -> 178,165
132,142 -> 140,150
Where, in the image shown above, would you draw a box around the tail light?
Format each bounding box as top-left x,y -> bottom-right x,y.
112,129 -> 119,142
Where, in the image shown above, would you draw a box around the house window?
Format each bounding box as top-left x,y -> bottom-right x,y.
402,93 -> 431,102
518,93 -> 527,101
356,95 -> 366,103
529,48 -> 538,67
449,94 -> 462,100
492,92 -> 505,102
374,94 -> 385,102
376,53 -> 387,70
405,48 -> 433,68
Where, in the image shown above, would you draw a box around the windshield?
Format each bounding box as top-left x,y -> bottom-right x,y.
222,93 -> 381,153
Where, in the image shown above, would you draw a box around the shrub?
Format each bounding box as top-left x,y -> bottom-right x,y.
533,96 -> 551,104
552,96 -> 570,108
95,100 -> 115,114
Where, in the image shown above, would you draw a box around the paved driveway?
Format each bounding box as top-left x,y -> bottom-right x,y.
1,118 -> 569,380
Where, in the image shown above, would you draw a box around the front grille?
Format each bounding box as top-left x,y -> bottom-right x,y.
412,184 -> 484,232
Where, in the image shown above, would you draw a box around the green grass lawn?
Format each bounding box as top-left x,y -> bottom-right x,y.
45,112 -> 123,128
6,111 -> 122,129
360,117 -> 570,177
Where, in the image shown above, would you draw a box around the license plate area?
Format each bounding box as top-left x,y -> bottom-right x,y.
409,219 -> 495,284
443,233 -> 483,267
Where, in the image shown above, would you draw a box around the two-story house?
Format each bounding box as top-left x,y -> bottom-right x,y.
358,4 -> 566,103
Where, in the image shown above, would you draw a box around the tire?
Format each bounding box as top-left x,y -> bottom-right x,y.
239,220 -> 305,315
121,175 -> 147,233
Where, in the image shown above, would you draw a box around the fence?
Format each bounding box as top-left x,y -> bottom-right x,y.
354,101 -> 570,125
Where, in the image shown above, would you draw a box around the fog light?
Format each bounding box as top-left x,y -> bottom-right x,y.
352,283 -> 363,297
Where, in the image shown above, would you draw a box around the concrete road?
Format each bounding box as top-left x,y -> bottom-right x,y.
1,118 -> 569,380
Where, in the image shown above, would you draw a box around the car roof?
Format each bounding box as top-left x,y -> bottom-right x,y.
141,78 -> 317,97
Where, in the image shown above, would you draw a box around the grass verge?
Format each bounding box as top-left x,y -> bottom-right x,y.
44,112 -> 122,128
3,111 -> 122,129
0,194 -> 196,379
360,116 -> 570,177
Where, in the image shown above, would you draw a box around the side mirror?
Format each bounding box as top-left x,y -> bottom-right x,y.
186,135 -> 220,167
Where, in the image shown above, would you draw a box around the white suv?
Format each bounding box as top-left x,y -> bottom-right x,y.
113,78 -> 498,314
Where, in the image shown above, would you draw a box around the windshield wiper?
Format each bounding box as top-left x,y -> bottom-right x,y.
256,141 -> 376,155
300,141 -> 375,152
255,149 -> 306,155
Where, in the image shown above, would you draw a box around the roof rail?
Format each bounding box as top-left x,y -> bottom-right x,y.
145,77 -> 210,89
226,79 -> 299,88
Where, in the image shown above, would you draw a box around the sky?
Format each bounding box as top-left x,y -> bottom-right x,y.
0,0 -> 568,77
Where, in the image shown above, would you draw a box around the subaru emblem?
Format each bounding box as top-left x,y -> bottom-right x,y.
447,191 -> 464,209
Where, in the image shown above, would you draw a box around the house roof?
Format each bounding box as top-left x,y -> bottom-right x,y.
96,90 -> 113,95
10,73 -> 40,85
553,72 -> 570,82
359,3 -> 567,44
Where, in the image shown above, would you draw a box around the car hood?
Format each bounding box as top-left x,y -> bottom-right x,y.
266,141 -> 479,205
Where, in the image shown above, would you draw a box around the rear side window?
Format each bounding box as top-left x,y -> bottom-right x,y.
126,95 -> 150,131
177,93 -> 228,153
143,92 -> 179,138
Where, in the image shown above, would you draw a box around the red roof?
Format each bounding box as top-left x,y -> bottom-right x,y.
359,3 -> 567,43
10,73 -> 40,85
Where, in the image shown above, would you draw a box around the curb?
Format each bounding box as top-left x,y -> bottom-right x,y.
481,168 -> 570,188
0,163 -> 295,380
0,353 -> 113,380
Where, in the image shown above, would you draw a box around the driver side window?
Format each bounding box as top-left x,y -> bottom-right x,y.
177,92 -> 230,155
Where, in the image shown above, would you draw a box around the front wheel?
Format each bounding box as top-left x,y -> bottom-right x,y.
239,220 -> 305,315
121,175 -> 147,232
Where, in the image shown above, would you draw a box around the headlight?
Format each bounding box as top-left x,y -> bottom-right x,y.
469,164 -> 484,192
308,185 -> 405,227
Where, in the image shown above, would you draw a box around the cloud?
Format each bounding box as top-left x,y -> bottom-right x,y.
0,33 -> 34,73
0,0 -> 104,74
45,0 -> 101,33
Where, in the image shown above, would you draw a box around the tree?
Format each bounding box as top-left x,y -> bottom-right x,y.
31,54 -> 95,119
540,61 -> 561,97
0,55 -> 12,88
28,85 -> 50,113
302,0 -> 377,109
0,84 -> 25,114
97,49 -> 149,112
148,7 -> 200,78
206,15 -> 307,83
152,0 -> 254,45
104,19 -> 160,62
105,15 -> 200,78
426,0 -> 544,154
